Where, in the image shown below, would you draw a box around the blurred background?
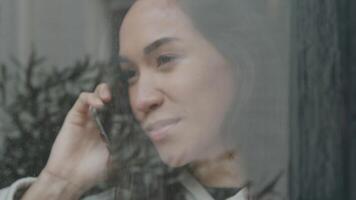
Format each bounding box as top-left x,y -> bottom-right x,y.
0,0 -> 132,66
0,0 -> 355,199
0,0 -> 136,193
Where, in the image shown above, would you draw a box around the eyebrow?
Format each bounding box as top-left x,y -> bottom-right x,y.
118,37 -> 180,65
143,37 -> 180,55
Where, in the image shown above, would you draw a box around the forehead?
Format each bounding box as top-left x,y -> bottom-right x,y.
119,0 -> 197,55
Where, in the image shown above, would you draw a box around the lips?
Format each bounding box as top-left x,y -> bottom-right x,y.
144,118 -> 181,141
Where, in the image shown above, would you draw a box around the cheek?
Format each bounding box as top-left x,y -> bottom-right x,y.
169,59 -> 236,138
192,63 -> 235,124
174,58 -> 235,106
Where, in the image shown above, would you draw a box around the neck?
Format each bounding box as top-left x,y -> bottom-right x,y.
189,150 -> 245,188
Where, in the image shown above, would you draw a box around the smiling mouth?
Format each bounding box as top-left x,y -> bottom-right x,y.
144,118 -> 181,141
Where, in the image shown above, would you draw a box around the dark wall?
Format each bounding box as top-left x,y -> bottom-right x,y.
348,0 -> 356,198
289,0 -> 353,199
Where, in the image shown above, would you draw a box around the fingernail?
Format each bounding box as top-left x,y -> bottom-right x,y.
102,90 -> 111,100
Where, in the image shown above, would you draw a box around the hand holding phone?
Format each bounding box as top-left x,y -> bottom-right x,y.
22,83 -> 113,200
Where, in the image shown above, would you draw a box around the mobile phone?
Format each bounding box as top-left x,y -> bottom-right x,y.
90,107 -> 111,148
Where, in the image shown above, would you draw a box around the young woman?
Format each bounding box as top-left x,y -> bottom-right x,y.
0,0 -> 286,199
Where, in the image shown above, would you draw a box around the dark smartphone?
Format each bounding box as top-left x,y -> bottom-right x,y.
90,107 -> 111,149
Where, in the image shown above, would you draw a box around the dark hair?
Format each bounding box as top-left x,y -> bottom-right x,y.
177,1 -> 287,199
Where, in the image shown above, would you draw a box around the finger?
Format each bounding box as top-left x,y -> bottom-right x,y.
71,92 -> 104,115
95,83 -> 112,103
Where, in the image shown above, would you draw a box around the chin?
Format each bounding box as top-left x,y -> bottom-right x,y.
158,149 -> 189,168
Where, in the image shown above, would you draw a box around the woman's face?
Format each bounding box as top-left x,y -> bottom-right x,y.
119,0 -> 236,167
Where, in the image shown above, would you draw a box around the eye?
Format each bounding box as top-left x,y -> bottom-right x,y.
120,68 -> 138,84
156,54 -> 177,67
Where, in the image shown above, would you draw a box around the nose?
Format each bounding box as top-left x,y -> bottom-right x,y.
131,76 -> 164,119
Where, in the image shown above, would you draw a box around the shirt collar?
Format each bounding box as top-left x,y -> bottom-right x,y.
179,171 -> 247,200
